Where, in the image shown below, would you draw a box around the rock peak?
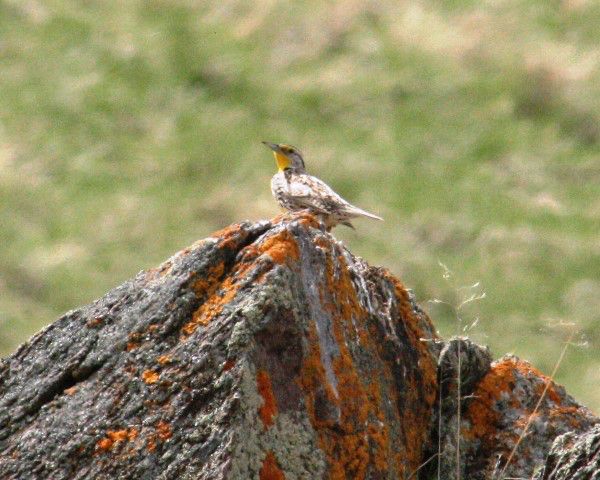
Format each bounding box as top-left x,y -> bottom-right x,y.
0,215 -> 597,479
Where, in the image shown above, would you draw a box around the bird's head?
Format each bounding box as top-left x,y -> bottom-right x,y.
262,142 -> 306,172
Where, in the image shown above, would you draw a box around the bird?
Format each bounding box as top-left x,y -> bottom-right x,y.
262,141 -> 383,230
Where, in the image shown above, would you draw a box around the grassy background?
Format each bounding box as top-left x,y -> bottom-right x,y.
1,0 -> 599,411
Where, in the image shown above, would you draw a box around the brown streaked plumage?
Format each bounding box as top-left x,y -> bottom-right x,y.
263,142 -> 383,230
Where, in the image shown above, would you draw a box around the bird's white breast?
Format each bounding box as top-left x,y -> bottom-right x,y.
270,172 -> 287,196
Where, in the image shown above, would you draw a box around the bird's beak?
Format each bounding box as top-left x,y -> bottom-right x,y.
262,141 -> 280,152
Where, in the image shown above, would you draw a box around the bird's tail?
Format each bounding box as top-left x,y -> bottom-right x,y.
346,205 -> 383,221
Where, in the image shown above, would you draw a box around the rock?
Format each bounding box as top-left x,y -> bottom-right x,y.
426,341 -> 598,480
0,214 -> 439,479
534,423 -> 600,480
0,214 -> 597,479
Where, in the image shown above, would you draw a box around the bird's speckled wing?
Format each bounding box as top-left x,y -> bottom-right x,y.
271,171 -> 383,222
288,173 -> 353,214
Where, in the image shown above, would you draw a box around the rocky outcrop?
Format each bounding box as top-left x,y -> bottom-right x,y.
0,214 -> 597,479
429,338 -> 598,479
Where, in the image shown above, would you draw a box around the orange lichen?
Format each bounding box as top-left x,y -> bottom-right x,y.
156,421 -> 172,441
464,357 -> 577,443
545,384 -> 562,404
96,437 -> 113,452
95,428 -> 138,453
257,229 -> 300,264
514,361 -> 563,405
298,322 -> 339,427
331,343 -> 389,478
142,370 -> 159,384
257,370 -> 278,428
183,230 -> 301,335
299,250 -> 400,479
157,354 -> 172,365
183,275 -> 240,334
109,430 -> 129,442
259,451 -> 285,480
145,421 -> 172,453
147,437 -> 157,453
182,225 -> 305,336
297,243 -> 440,478
463,358 -> 560,448
191,262 -> 226,297
462,355 -> 596,475
181,250 -> 274,336
549,405 -> 585,429
463,359 -> 516,440
181,261 -> 236,335
345,259 -> 426,474
64,386 -> 78,395
126,331 -> 142,351
214,224 -> 247,250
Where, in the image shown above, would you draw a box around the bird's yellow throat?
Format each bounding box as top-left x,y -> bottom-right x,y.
273,151 -> 290,171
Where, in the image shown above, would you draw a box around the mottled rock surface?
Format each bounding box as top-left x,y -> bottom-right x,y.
0,215 -> 597,479
535,423 -> 600,480
428,339 -> 598,480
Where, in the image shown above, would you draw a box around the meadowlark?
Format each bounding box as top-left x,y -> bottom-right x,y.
263,142 -> 383,230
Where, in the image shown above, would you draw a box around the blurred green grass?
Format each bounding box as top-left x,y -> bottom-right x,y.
1,0 -> 599,411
